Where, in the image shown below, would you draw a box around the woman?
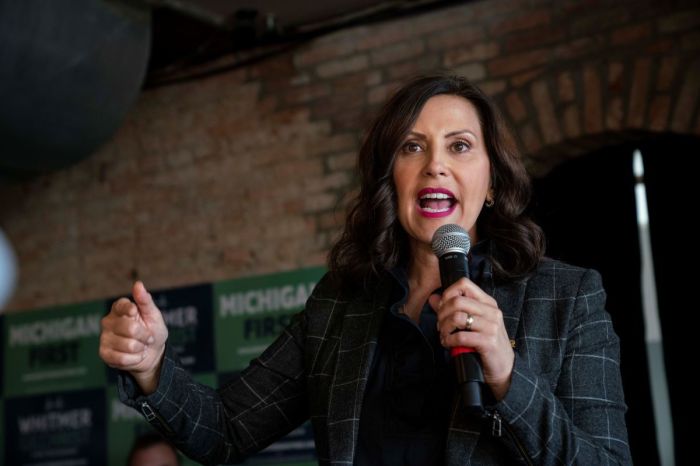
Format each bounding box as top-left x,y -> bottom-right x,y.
100,75 -> 632,465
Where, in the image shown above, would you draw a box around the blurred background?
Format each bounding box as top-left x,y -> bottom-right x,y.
1,0 -> 698,465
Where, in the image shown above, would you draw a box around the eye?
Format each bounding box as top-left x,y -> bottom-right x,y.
401,141 -> 423,153
451,140 -> 471,152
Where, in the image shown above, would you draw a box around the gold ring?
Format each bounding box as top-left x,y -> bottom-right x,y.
465,313 -> 474,331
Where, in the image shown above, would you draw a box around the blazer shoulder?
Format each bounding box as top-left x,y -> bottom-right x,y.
527,257 -> 604,296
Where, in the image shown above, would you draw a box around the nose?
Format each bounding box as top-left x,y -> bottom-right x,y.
423,149 -> 448,177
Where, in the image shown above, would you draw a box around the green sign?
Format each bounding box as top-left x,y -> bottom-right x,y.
3,301 -> 106,396
214,267 -> 325,371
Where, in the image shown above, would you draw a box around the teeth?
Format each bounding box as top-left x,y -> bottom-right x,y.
422,206 -> 451,213
420,193 -> 452,200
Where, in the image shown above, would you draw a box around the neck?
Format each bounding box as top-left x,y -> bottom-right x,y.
407,241 -> 441,293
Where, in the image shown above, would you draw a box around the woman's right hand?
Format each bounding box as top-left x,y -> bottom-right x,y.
99,281 -> 168,395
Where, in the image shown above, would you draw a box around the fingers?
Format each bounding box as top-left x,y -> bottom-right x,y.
132,281 -> 159,318
441,277 -> 497,307
99,323 -> 151,370
103,297 -> 153,343
434,294 -> 493,330
111,297 -> 138,317
98,344 -> 150,370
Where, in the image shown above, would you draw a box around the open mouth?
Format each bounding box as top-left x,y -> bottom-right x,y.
417,188 -> 457,216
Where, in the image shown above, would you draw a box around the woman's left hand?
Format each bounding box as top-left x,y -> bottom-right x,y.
428,277 -> 514,401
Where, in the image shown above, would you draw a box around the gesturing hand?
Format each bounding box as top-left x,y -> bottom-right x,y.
99,281 -> 168,394
428,277 -> 514,401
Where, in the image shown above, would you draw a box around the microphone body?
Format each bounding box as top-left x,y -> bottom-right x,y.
432,225 -> 485,415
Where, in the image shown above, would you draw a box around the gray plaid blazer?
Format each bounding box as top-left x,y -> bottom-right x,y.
119,257 -> 632,465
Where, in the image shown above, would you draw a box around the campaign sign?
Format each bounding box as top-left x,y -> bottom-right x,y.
4,388 -> 106,465
151,283 -> 215,373
213,267 -> 325,372
3,301 -> 105,396
105,282 -> 215,383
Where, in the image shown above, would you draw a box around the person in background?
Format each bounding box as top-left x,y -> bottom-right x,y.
100,74 -> 632,465
127,431 -> 181,466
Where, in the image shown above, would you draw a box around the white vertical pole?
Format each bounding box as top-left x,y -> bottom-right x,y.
633,149 -> 675,466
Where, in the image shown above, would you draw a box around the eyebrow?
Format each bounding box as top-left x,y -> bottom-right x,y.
407,129 -> 477,139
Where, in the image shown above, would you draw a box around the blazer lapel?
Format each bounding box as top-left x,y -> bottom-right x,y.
446,259 -> 529,465
326,275 -> 391,464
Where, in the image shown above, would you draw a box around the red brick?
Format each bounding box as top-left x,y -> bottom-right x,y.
326,152 -> 357,172
557,72 -> 576,103
520,123 -> 543,155
511,68 -> 545,88
282,82 -> 331,106
332,107 -> 367,132
479,79 -> 507,96
249,55 -> 295,80
488,49 -> 550,77
408,3 -> 475,36
443,42 -> 500,67
658,9 -> 700,34
355,23 -> 412,51
607,62 -> 625,95
562,105 -> 581,139
490,10 -> 551,35
606,97 -> 624,131
304,171 -> 352,193
682,31 -> 700,51
583,64 -> 603,134
553,35 -> 605,61
311,89 -> 366,120
386,55 -> 440,81
332,70 -> 382,92
503,25 -> 566,53
611,22 -> 652,46
368,82 -> 401,105
671,60 -> 700,132
294,38 -> 356,68
569,8 -> 631,37
627,58 -> 652,128
318,211 -> 343,230
427,27 -> 484,51
562,0 -> 603,17
506,92 -> 527,123
304,192 -> 337,213
646,38 -> 675,54
306,133 -> 359,157
648,96 -> 671,132
370,39 -> 425,66
316,54 -> 369,79
471,0 -> 522,20
452,63 -> 487,82
366,70 -> 383,87
531,80 -> 562,145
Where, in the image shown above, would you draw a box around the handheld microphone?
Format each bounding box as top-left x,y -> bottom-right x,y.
431,224 -> 485,414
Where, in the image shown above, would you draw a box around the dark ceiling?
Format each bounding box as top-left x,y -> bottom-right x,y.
146,0 -> 462,86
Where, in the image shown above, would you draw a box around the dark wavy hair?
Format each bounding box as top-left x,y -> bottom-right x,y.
328,74 -> 544,292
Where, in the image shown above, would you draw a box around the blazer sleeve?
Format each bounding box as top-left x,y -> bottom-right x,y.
492,268 -> 633,465
117,304 -> 310,465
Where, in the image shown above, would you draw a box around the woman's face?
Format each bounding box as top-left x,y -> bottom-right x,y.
393,94 -> 491,251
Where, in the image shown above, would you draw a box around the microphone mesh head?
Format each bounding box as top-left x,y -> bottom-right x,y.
431,224 -> 471,257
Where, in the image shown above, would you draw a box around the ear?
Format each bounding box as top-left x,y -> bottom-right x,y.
484,189 -> 495,207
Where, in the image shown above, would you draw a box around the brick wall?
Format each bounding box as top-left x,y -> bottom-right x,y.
1,0 -> 698,311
